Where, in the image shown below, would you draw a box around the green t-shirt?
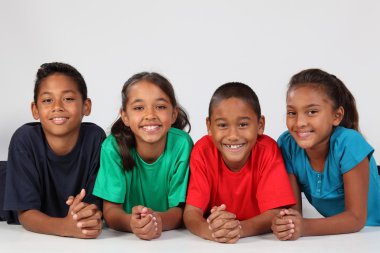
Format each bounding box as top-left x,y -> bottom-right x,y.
93,128 -> 193,213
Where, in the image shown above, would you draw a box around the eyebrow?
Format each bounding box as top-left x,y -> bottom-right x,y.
287,104 -> 321,109
40,90 -> 77,96
214,116 -> 251,121
130,97 -> 170,104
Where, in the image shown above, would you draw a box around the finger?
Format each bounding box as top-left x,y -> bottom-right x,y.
208,212 -> 236,227
133,213 -> 154,229
77,217 -> 102,229
276,228 -> 295,241
70,189 -> 86,214
272,223 -> 295,234
66,196 -> 74,206
74,205 -> 101,221
210,204 -> 226,213
81,228 -> 102,237
273,217 -> 293,226
71,202 -> 89,216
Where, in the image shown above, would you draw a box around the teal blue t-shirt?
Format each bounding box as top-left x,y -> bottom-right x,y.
93,128 -> 193,213
278,126 -> 380,225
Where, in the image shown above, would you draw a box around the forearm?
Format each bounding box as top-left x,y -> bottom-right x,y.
103,205 -> 132,232
302,211 -> 366,236
183,207 -> 213,240
157,207 -> 183,231
19,210 -> 72,237
240,209 -> 280,237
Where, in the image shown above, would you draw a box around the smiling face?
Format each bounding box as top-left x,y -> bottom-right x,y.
31,73 -> 91,144
207,97 -> 264,172
286,85 -> 343,155
121,80 -> 178,155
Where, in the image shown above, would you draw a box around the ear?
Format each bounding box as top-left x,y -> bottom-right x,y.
171,106 -> 179,124
258,115 -> 265,135
333,106 -> 344,126
120,109 -> 129,127
82,98 -> 92,116
31,102 -> 40,120
206,117 -> 212,136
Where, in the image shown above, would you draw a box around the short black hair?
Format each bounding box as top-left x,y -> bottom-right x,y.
208,82 -> 261,119
34,62 -> 87,103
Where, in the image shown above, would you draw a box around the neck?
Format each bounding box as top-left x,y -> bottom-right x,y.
305,142 -> 329,172
45,130 -> 80,156
136,138 -> 166,164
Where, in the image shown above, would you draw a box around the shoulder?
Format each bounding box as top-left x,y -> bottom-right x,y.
167,128 -> 194,148
192,135 -> 216,155
9,123 -> 44,148
81,122 -> 106,139
330,127 -> 374,170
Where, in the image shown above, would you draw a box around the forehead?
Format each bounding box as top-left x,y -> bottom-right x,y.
38,74 -> 79,94
287,86 -> 332,106
127,80 -> 170,101
211,97 -> 258,120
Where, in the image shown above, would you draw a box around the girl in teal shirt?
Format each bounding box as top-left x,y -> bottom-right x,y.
93,72 -> 193,240
272,69 -> 380,240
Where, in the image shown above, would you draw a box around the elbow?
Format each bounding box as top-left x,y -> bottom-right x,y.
350,213 -> 366,233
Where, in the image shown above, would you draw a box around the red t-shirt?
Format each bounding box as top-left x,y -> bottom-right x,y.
186,134 -> 295,220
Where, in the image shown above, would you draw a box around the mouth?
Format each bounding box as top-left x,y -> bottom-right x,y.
223,143 -> 245,152
50,117 -> 68,125
296,130 -> 313,138
140,125 -> 161,132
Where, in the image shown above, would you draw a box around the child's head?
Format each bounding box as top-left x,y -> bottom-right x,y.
112,72 -> 191,170
207,82 -> 265,172
34,62 -> 88,104
31,62 -> 91,150
286,68 -> 359,150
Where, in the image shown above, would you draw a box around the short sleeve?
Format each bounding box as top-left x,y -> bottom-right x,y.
167,135 -> 193,208
93,135 -> 127,204
332,128 -> 374,174
4,133 -> 41,211
277,131 -> 296,175
186,143 -> 211,212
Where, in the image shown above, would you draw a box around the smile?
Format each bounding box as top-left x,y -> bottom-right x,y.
296,131 -> 312,138
141,125 -> 161,132
50,117 -> 68,125
223,143 -> 245,152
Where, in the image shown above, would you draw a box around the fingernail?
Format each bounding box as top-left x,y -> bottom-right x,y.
77,222 -> 82,228
73,214 -> 78,220
208,225 -> 212,230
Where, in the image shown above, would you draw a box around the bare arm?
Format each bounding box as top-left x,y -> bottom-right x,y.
103,200 -> 132,232
19,190 -> 101,238
183,204 -> 213,240
156,206 -> 183,231
301,158 -> 369,236
240,208 -> 281,237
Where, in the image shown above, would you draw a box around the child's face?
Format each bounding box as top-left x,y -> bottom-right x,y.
207,97 -> 264,172
31,74 -> 91,142
286,85 -> 343,152
121,81 -> 178,151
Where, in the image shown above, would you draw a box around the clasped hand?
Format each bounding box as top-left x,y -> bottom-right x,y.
207,204 -> 241,243
66,189 -> 103,238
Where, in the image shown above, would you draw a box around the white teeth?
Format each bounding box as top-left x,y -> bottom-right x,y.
52,117 -> 67,124
142,125 -> 159,131
225,144 -> 243,149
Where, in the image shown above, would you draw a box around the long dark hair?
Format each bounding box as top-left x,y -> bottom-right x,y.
288,68 -> 359,131
111,72 -> 191,171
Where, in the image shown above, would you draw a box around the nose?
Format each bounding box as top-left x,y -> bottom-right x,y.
52,99 -> 64,112
227,126 -> 239,141
295,114 -> 307,127
144,107 -> 157,120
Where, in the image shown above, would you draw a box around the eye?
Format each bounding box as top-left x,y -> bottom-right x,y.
307,110 -> 318,116
239,122 -> 248,128
156,105 -> 167,110
217,123 -> 227,129
287,111 -> 296,117
133,106 -> 144,111
63,97 -> 75,102
41,98 -> 53,104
